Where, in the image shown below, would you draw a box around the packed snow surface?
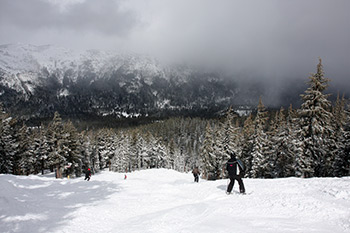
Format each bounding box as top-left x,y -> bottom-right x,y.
1,169 -> 349,233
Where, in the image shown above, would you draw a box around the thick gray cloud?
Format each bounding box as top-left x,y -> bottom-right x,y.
0,0 -> 350,105
0,0 -> 137,36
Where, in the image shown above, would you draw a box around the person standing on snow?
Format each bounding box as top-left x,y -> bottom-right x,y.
192,167 -> 200,182
85,168 -> 92,181
226,152 -> 245,194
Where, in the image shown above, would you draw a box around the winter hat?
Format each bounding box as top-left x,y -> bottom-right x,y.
230,152 -> 236,159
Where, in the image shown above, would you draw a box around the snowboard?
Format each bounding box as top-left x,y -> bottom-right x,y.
226,190 -> 252,195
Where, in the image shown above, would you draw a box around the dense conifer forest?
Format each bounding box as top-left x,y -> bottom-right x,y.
0,59 -> 349,178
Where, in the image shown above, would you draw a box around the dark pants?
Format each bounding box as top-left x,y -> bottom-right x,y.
193,174 -> 199,182
227,175 -> 245,193
85,176 -> 90,181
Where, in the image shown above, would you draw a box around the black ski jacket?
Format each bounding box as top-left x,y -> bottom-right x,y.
226,158 -> 244,177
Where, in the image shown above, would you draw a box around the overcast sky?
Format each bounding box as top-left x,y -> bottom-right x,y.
0,0 -> 350,97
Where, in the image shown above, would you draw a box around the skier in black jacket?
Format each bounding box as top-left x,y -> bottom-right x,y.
85,168 -> 92,181
226,152 -> 245,194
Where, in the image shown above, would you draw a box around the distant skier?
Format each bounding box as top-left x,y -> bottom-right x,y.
192,167 -> 200,182
226,152 -> 245,194
85,168 -> 92,181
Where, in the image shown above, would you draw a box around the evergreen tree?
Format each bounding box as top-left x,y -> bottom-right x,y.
333,95 -> 350,176
264,111 -> 278,177
213,124 -> 225,179
173,146 -> 185,172
129,129 -> 141,171
234,119 -> 244,157
284,105 -> 303,177
241,114 -> 255,177
0,108 -> 18,175
62,120 -> 82,177
79,131 -> 93,172
268,108 -> 294,177
147,137 -> 166,169
298,58 -> 333,177
155,138 -> 167,168
96,128 -> 115,171
18,124 -> 36,175
47,112 -> 66,178
111,131 -> 129,172
222,107 -> 237,154
168,138 -> 176,169
251,97 -> 269,178
142,132 -> 155,169
201,122 -> 216,179
89,132 -> 99,173
32,125 -> 50,175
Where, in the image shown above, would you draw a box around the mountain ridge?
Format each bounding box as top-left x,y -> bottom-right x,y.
0,44 -> 276,123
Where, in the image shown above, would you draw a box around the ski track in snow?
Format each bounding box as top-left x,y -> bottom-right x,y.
0,169 -> 349,233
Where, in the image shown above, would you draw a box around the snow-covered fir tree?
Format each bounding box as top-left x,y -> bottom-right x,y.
265,110 -> 280,177
212,124 -> 226,179
32,125 -> 50,175
201,122 -> 216,179
251,97 -> 270,178
62,120 -> 82,177
79,131 -> 94,172
148,138 -> 167,169
142,132 -> 155,169
0,108 -> 18,174
96,128 -> 115,171
222,107 -> 238,156
168,138 -> 176,170
46,112 -> 66,178
233,118 -> 244,158
241,114 -> 255,177
333,95 -> 350,176
284,105 -> 303,177
129,129 -> 140,171
156,138 -> 168,168
268,108 -> 294,177
298,58 -> 333,177
111,131 -> 129,172
17,124 -> 35,175
173,145 -> 185,172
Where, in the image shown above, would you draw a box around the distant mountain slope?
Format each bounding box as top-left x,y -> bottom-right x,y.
0,44 -> 261,121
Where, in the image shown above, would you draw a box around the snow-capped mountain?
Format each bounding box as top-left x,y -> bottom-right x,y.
0,44 -> 169,95
0,44 -> 256,120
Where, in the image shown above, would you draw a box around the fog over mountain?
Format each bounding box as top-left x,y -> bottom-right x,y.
0,43 -> 260,121
0,0 -> 349,113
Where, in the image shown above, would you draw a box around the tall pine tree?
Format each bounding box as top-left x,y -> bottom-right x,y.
251,97 -> 269,178
298,58 -> 333,177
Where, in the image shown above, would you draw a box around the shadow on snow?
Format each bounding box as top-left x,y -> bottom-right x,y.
0,174 -> 120,233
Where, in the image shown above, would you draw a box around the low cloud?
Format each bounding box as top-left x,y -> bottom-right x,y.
0,0 -> 137,36
0,0 -> 349,104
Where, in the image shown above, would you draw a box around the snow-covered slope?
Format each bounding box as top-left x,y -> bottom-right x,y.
1,169 -> 349,233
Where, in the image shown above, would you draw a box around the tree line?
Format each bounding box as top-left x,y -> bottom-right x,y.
201,59 -> 350,179
0,109 -> 207,178
0,59 -> 349,179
